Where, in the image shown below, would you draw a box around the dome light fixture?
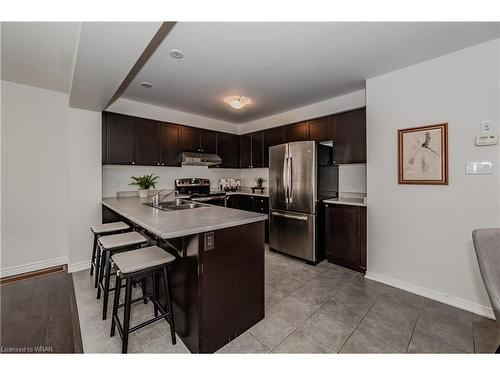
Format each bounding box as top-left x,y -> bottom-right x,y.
169,49 -> 184,59
224,96 -> 252,110
140,82 -> 153,88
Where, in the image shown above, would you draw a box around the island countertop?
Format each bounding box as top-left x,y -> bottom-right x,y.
102,196 -> 268,239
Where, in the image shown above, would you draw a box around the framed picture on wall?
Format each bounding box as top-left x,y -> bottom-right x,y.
398,123 -> 448,185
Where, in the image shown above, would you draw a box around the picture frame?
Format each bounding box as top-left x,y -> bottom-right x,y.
398,123 -> 448,185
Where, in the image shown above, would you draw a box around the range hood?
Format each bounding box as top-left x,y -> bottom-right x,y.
181,152 -> 222,166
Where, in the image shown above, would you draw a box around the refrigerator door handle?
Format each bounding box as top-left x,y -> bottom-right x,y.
271,211 -> 308,221
288,153 -> 293,203
283,153 -> 289,203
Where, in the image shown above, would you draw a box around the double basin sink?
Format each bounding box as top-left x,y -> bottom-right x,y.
144,198 -> 206,211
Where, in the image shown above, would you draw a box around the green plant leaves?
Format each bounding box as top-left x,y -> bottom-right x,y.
129,173 -> 159,189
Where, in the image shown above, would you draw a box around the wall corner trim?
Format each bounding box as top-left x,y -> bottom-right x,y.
365,271 -> 495,319
0,257 -> 68,278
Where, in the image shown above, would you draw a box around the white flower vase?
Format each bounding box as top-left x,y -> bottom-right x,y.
138,189 -> 149,198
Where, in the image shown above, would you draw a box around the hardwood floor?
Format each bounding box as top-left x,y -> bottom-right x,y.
0,269 -> 83,353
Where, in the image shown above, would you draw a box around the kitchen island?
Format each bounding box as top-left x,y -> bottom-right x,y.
101,196 -> 267,353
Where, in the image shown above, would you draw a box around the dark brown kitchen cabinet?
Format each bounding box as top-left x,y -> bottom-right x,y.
135,118 -> 160,166
251,132 -> 264,168
102,113 -> 108,165
324,203 -> 366,273
331,108 -> 366,164
239,134 -> 252,168
263,126 -> 285,167
216,133 -> 239,168
226,194 -> 269,242
105,112 -> 137,165
308,116 -> 334,142
285,121 -> 308,143
180,126 -> 201,153
200,130 -> 217,154
159,123 -> 180,166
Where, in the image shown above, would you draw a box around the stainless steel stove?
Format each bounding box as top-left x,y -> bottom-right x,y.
175,178 -> 226,206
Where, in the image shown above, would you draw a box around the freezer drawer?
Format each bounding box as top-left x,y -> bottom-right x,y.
269,209 -> 316,262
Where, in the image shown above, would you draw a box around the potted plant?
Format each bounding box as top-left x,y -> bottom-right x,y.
255,177 -> 265,188
129,174 -> 159,198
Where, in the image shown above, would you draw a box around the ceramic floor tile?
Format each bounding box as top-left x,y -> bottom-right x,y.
248,311 -> 296,350
420,299 -> 473,328
301,311 -> 355,351
265,285 -> 289,309
340,330 -> 399,353
216,332 -> 270,353
265,276 -> 306,294
142,334 -> 190,353
290,278 -> 337,309
473,318 -> 500,353
369,295 -> 419,328
269,295 -> 319,326
414,312 -> 473,353
407,330 -> 465,353
273,328 -> 334,353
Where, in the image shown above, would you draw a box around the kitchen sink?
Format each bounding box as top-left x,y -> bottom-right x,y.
143,200 -> 206,211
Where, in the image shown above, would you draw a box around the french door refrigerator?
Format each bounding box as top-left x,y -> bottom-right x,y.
269,141 -> 337,263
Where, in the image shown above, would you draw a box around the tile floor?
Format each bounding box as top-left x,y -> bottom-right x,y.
72,245 -> 500,353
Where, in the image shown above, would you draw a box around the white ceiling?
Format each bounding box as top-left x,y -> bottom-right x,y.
123,22 -> 500,123
1,22 -> 80,93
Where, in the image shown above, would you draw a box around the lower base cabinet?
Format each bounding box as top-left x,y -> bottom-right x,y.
324,203 -> 366,273
226,194 -> 269,243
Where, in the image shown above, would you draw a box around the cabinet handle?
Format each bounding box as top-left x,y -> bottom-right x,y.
132,162 -> 135,165
157,163 -> 160,165
161,163 -> 164,166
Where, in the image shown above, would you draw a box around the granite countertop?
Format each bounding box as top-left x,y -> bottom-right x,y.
214,187 -> 269,197
323,196 -> 367,207
102,196 -> 267,239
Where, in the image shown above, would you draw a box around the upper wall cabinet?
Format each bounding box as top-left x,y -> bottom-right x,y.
239,132 -> 263,168
331,108 -> 366,164
159,123 -> 180,166
285,121 -> 309,143
263,126 -> 285,167
308,116 -> 333,142
135,118 -> 160,166
200,130 -> 217,154
104,112 -> 137,165
216,133 -> 239,168
180,126 -> 201,153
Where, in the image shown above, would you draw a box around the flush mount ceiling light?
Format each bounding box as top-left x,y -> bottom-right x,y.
169,49 -> 184,59
224,96 -> 252,110
140,82 -> 153,88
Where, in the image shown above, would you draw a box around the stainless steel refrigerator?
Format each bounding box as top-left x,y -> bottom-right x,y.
269,141 -> 338,263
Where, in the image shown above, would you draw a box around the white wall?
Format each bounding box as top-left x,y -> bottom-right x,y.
67,108 -> 102,270
365,39 -> 500,317
338,164 -> 367,195
1,80 -> 101,275
1,81 -> 70,275
240,168 -> 269,189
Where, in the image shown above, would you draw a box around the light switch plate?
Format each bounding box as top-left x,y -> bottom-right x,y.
465,161 -> 493,175
480,120 -> 493,134
204,232 -> 215,251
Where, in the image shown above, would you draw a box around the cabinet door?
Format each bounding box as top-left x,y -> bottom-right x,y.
159,123 -> 180,166
239,134 -> 251,168
180,126 -> 201,152
251,132 -> 264,168
200,130 -> 217,154
324,204 -> 366,273
285,122 -> 308,143
102,113 -> 108,165
240,195 -> 255,211
135,118 -> 160,166
252,197 -> 269,214
332,108 -> 366,164
263,127 -> 284,167
225,195 -> 241,209
308,116 -> 333,141
106,113 -> 136,165
216,133 -> 239,168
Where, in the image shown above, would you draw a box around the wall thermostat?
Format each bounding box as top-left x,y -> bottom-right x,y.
475,134 -> 497,146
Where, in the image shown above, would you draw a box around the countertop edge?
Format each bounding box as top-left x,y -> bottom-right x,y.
323,199 -> 367,207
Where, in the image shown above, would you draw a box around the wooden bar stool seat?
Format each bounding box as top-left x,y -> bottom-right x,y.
96,231 -> 148,320
90,221 -> 130,284
110,246 -> 176,354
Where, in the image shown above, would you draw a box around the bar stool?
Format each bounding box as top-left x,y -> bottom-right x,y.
97,231 -> 148,320
90,222 -> 130,287
110,246 -> 176,354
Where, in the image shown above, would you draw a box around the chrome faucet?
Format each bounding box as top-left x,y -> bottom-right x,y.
152,189 -> 176,207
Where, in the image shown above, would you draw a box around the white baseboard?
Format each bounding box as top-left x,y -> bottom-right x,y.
0,257 -> 68,278
68,261 -> 90,274
365,271 -> 495,319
